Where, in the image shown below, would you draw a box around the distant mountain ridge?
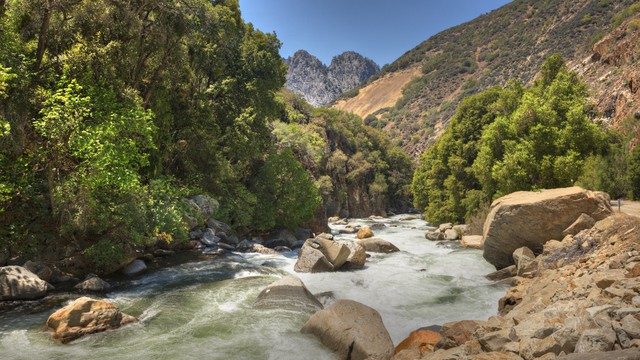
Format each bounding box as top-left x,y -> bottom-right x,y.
332,0 -> 639,158
285,50 -> 380,107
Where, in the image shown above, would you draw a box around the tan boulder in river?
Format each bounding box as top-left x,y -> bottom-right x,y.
482,187 -> 612,269
46,297 -> 137,343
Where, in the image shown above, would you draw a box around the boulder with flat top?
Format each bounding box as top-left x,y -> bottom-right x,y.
483,187 -> 612,269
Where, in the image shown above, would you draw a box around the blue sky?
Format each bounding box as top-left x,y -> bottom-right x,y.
239,0 -> 513,66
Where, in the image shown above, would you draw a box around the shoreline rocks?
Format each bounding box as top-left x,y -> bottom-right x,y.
419,213 -> 640,360
0,266 -> 49,300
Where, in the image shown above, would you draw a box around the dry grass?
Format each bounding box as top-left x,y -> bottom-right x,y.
332,65 -> 421,119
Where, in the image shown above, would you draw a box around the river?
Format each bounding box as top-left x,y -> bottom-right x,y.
0,215 -> 507,360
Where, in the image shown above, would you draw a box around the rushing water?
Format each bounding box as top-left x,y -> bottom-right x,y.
0,216 -> 507,360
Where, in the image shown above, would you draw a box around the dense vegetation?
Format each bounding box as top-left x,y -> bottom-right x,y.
0,0 -> 413,272
0,0 -> 319,268
411,55 -> 640,224
274,90 -> 414,220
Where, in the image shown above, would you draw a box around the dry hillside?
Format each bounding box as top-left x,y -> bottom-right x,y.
332,0 -> 639,159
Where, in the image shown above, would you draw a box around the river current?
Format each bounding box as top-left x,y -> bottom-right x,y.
0,215 -> 507,360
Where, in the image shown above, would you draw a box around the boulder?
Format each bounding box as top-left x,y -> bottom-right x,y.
340,240 -> 366,270
556,348 -> 640,360
200,228 -> 220,247
438,223 -> 453,232
483,187 -> 612,269
294,238 -> 351,273
621,314 -> 640,339
425,231 -> 445,241
486,265 -> 517,281
0,266 -> 48,300
357,238 -> 400,253
478,328 -> 517,352
236,241 -> 279,255
512,247 -> 537,277
437,320 -> 486,349
205,218 -> 232,236
574,327 -> 616,353
45,297 -> 137,343
255,276 -> 323,312
294,245 -> 334,273
461,235 -> 483,249
453,224 -> 471,236
518,337 -> 562,360
562,213 -> 596,237
444,229 -> 459,240
356,226 -> 375,239
74,275 -> 111,293
23,261 -> 53,282
121,259 -> 147,276
189,194 -> 219,219
270,229 -> 298,248
369,223 -> 387,230
301,299 -> 394,360
395,329 -> 441,355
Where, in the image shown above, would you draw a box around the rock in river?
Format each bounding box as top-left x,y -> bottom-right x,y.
46,297 -> 137,343
255,275 -> 323,312
357,237 -> 400,253
301,299 -> 394,360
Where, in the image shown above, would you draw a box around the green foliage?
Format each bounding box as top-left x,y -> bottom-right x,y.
612,2 -> 640,29
252,149 -> 321,230
85,239 -> 125,274
0,0 -> 292,271
413,56 -> 609,223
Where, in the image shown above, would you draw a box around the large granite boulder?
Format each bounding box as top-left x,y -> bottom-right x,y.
357,238 -> 400,253
255,276 -> 323,312
356,226 -> 374,239
294,238 -> 351,273
301,299 -> 394,360
483,187 -> 612,269
339,240 -> 366,270
46,297 -> 137,343
0,266 -> 48,300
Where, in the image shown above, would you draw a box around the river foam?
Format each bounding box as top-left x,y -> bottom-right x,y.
0,215 -> 506,359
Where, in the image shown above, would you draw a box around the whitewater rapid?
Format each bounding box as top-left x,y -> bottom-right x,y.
0,215 -> 507,360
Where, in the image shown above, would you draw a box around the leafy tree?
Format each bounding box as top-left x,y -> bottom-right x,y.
413,55 -> 609,224
252,149 -> 321,231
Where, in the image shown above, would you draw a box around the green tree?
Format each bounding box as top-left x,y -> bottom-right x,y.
252,149 -> 321,231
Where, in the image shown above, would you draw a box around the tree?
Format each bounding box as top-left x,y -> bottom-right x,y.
252,149 -> 321,231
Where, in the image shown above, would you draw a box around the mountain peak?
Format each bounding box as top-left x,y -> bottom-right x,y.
285,50 -> 379,107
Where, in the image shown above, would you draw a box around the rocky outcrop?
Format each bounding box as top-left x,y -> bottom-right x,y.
255,276 -> 323,312
0,266 -> 48,300
285,50 -> 379,107
46,297 -> 137,343
357,238 -> 400,253
425,213 -> 640,359
301,299 -> 394,360
482,187 -> 612,269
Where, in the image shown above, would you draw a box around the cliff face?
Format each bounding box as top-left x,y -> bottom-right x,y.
332,0 -> 638,159
285,50 -> 379,107
570,13 -> 640,137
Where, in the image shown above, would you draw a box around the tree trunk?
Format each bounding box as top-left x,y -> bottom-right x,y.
34,0 -> 53,73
